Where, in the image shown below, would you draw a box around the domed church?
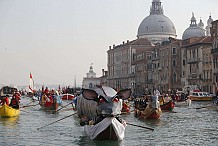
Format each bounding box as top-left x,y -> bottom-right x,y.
182,13 -> 206,40
137,0 -> 177,44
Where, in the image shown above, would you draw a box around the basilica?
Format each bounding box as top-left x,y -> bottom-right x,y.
86,0 -> 218,95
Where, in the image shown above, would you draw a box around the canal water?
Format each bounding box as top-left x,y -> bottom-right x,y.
0,97 -> 217,146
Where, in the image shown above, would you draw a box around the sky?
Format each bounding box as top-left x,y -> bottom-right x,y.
0,0 -> 218,88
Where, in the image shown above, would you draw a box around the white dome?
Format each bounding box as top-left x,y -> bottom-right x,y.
182,13 -> 205,40
137,14 -> 176,37
137,0 -> 176,44
182,27 -> 205,40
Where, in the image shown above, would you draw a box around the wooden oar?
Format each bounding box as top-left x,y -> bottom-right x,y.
20,103 -> 39,108
37,112 -> 77,130
126,122 -> 154,131
196,105 -> 214,109
53,102 -> 72,113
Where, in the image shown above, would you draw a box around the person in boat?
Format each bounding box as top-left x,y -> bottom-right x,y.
154,88 -> 161,98
0,95 -> 10,106
14,92 -> 21,102
10,95 -> 20,109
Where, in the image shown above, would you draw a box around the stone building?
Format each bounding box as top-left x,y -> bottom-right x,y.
211,20 -> 218,93
82,64 -> 100,89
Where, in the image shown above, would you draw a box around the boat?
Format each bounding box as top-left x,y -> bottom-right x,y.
84,117 -> 126,140
134,95 -> 161,120
77,85 -> 131,141
39,94 -> 59,111
61,93 -> 74,100
189,91 -> 213,101
160,100 -> 175,111
0,104 -> 20,118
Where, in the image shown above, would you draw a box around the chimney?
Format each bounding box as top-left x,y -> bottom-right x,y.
109,46 -> 111,50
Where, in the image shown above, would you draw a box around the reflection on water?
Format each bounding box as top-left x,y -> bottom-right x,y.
0,116 -> 19,128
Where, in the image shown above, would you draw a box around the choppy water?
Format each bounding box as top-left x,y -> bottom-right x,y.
0,97 -> 218,146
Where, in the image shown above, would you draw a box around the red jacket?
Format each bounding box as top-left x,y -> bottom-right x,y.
1,97 -> 9,106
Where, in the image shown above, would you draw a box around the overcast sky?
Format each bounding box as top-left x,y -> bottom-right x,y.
0,0 -> 218,88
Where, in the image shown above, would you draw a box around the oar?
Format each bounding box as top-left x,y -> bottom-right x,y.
20,103 -> 39,108
53,102 -> 73,113
37,112 -> 77,130
196,105 -> 214,109
126,122 -> 154,131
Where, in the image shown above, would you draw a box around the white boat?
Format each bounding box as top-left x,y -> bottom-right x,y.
84,117 -> 126,140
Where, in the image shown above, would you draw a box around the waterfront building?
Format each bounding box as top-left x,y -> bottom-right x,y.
82,64 -> 100,89
211,20 -> 218,93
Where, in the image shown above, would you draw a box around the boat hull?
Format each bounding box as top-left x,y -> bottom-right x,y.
190,96 -> 212,101
0,104 -> 20,117
84,117 -> 126,141
134,107 -> 161,120
160,100 -> 175,111
39,101 -> 58,111
61,94 -> 74,100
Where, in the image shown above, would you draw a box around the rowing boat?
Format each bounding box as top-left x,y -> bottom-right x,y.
84,117 -> 126,140
160,100 -> 175,111
0,104 -> 20,118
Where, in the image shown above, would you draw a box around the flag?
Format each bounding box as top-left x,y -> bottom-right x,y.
29,72 -> 35,93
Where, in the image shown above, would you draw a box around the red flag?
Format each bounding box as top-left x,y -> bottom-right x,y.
30,73 -> 33,79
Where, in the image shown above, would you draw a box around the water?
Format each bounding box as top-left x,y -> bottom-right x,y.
0,98 -> 217,146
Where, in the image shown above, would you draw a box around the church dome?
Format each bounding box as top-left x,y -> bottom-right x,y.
182,13 -> 205,40
138,14 -> 176,37
207,15 -> 213,25
137,0 -> 176,44
198,19 -> 204,29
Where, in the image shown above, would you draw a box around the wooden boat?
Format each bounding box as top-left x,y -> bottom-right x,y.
84,117 -> 126,140
39,95 -> 58,111
0,104 -> 20,118
160,100 -> 175,111
189,92 -> 213,101
134,107 -> 161,120
61,93 -> 74,100
134,95 -> 161,120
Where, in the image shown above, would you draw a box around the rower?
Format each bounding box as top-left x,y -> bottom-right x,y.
0,95 -> 10,106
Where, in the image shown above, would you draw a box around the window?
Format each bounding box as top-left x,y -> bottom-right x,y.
172,47 -> 176,55
183,60 -> 185,66
173,60 -> 176,67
